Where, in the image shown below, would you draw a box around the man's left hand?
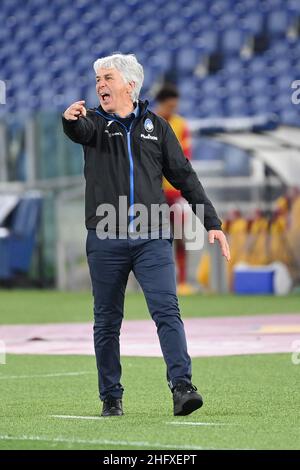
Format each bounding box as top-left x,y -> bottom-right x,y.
208,230 -> 231,262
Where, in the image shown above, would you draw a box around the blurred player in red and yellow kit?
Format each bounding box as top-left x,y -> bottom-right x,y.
155,85 -> 194,295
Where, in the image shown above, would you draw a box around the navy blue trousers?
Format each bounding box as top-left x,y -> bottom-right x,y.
86,229 -> 192,401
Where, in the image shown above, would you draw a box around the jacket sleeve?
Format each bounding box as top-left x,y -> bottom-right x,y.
162,123 -> 222,231
62,111 -> 96,145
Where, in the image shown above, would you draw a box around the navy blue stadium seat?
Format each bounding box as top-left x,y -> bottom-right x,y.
241,12 -> 264,35
0,0 -> 299,125
221,29 -> 248,55
177,48 -> 198,74
267,10 -> 292,37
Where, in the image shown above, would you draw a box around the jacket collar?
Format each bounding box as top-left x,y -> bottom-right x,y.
95,99 -> 149,121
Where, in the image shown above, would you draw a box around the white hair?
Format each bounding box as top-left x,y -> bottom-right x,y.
93,53 -> 144,102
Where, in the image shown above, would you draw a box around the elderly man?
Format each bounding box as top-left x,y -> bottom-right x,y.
62,53 -> 230,417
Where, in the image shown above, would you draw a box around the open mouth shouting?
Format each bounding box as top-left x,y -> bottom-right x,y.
100,92 -> 112,106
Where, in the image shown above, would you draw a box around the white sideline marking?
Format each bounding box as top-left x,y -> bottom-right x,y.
167,421 -> 238,426
51,415 -> 104,421
52,416 -> 239,426
0,371 -> 93,380
0,434 -> 205,450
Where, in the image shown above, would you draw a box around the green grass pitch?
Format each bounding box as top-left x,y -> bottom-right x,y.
0,291 -> 299,450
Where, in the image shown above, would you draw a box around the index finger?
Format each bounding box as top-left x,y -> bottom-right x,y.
222,240 -> 231,262
70,104 -> 86,112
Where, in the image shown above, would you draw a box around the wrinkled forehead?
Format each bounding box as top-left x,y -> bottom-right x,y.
95,67 -> 124,81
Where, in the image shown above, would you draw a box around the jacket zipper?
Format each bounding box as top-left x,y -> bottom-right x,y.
94,110 -> 139,232
126,126 -> 135,230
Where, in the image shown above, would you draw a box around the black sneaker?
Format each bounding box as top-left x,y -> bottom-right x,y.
101,397 -> 123,417
172,382 -> 203,416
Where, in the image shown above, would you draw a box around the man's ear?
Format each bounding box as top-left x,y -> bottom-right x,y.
127,81 -> 135,95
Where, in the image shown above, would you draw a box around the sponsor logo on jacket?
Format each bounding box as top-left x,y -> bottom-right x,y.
140,133 -> 158,141
104,130 -> 123,138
